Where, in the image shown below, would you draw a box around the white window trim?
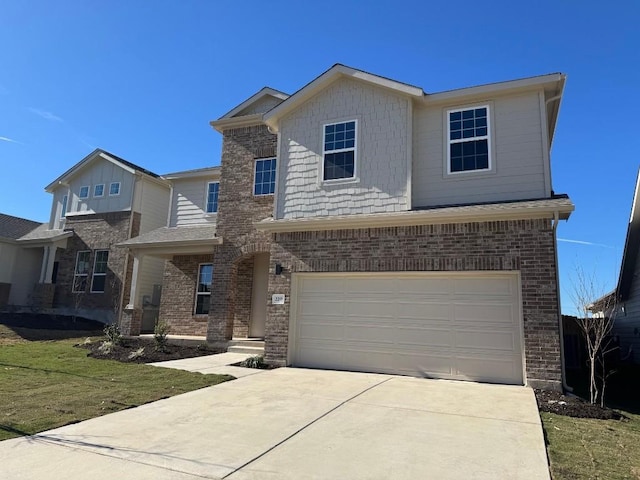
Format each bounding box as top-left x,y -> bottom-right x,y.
90,250 -> 109,294
60,195 -> 68,219
94,184 -> 105,197
194,263 -> 213,315
72,250 -> 91,293
78,185 -> 90,199
109,182 -> 121,196
253,158 -> 277,197
205,181 -> 220,214
445,104 -> 492,176
321,119 -> 358,184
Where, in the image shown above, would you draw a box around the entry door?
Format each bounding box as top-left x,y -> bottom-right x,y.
249,253 -> 269,338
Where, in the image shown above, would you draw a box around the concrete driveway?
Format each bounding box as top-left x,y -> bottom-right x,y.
0,368 -> 549,479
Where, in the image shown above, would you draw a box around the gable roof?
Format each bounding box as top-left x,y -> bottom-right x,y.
220,87 -> 289,119
263,64 -> 424,131
0,213 -> 42,242
617,167 -> 640,301
45,148 -> 161,192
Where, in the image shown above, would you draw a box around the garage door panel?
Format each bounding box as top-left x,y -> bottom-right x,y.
454,277 -> 515,295
299,299 -> 343,316
396,302 -> 450,320
395,327 -> 452,347
396,278 -> 452,295
455,330 -> 518,351
455,356 -> 521,382
292,273 -> 523,385
453,304 -> 515,325
343,301 -> 399,317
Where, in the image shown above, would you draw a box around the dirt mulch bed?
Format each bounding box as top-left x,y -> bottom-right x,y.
80,337 -> 225,364
0,312 -> 104,331
535,389 -> 627,420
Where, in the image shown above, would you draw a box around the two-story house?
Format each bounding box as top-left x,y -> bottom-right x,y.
15,149 -> 171,323
193,65 -> 573,391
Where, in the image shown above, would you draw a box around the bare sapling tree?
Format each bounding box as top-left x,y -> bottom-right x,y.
569,266 -> 618,406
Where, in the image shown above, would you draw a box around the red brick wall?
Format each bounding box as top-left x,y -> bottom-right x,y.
266,219 -> 562,390
53,211 -> 136,321
159,254 -> 213,336
207,124 -> 277,344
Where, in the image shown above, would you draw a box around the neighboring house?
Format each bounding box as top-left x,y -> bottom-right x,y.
118,167 -> 221,335
607,168 -> 640,363
0,213 -> 46,308
6,149 -> 171,324
118,65 -> 573,390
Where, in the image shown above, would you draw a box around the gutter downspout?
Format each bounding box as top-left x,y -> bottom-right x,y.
553,210 -> 573,392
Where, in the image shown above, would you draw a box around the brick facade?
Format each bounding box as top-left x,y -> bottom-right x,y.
266,219 -> 562,390
53,211 -> 139,324
158,254 -> 213,336
206,124 -> 277,345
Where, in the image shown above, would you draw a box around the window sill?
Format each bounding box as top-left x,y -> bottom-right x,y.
321,176 -> 360,188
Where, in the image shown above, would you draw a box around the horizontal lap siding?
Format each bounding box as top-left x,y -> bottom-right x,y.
170,178 -> 217,227
413,91 -> 547,207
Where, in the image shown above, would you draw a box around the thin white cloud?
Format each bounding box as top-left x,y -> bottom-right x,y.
0,136 -> 22,144
28,107 -> 63,122
558,238 -> 615,249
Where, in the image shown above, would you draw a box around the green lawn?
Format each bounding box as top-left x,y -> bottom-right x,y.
0,327 -> 232,441
542,411 -> 640,479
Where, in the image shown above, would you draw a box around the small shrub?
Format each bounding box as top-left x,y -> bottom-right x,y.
128,346 -> 145,360
196,343 -> 210,352
241,355 -> 268,369
98,341 -> 114,355
103,324 -> 122,345
153,319 -> 170,352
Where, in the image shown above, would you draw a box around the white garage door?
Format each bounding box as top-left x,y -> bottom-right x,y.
290,272 -> 524,385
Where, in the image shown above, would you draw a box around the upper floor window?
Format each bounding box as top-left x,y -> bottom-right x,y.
61,195 -> 68,219
90,250 -> 109,293
72,250 -> 91,293
79,186 -> 89,199
447,106 -> 490,174
109,182 -> 121,196
195,263 -> 213,315
254,158 -> 276,196
206,182 -> 219,213
323,120 -> 356,181
94,184 -> 105,197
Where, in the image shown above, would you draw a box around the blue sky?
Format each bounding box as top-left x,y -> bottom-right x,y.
0,1 -> 638,314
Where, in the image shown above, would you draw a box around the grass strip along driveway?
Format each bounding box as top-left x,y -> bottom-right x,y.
0,326 -> 231,441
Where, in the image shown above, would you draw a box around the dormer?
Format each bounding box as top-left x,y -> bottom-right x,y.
210,87 -> 289,132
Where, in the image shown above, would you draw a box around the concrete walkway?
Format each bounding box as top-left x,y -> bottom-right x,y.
150,352 -> 263,378
0,368 -> 550,479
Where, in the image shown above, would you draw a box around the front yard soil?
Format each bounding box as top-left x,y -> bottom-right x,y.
81,338 -> 225,363
535,389 -> 626,420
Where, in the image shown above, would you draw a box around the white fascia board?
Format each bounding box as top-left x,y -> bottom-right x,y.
99,151 -> 136,175
263,64 -> 424,132
220,87 -> 290,119
423,73 -> 566,106
210,114 -> 264,133
256,200 -> 575,233
163,167 -> 222,181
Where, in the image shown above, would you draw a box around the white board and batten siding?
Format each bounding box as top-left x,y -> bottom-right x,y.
133,178 -> 171,306
169,177 -> 217,227
276,77 -> 411,219
412,91 -> 549,208
289,272 -> 525,385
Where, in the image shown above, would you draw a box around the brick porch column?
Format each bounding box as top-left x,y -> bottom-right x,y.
206,251 -> 234,348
